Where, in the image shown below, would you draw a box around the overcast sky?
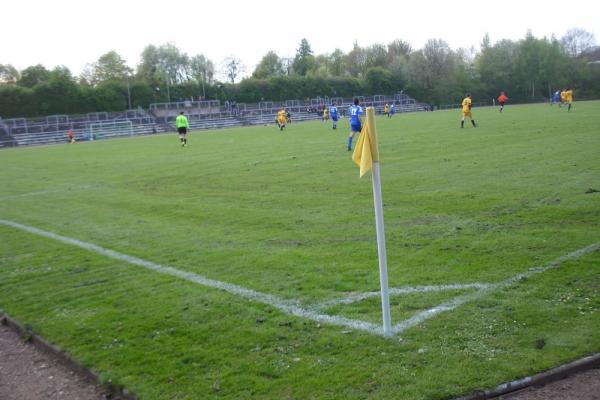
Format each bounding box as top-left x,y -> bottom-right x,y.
3,0 -> 599,79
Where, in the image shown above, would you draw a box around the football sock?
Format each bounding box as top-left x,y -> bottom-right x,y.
471,120 -> 476,127
347,136 -> 353,150
461,120 -> 464,128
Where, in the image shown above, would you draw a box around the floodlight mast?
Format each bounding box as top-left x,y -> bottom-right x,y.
126,73 -> 132,109
166,72 -> 171,103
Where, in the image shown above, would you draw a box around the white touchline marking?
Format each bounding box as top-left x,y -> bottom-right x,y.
0,219 -> 383,336
0,185 -> 101,200
392,242 -> 600,334
1,219 -> 597,338
314,283 -> 492,310
0,189 -> 63,200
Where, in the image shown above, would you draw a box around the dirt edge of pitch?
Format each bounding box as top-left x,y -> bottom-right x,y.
0,313 -> 137,400
455,352 -> 600,400
2,312 -> 599,399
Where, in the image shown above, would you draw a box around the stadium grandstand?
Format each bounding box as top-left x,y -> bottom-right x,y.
0,93 -> 427,148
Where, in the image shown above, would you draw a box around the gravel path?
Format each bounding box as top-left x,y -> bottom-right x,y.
498,368 -> 600,400
0,322 -> 598,399
0,324 -> 107,400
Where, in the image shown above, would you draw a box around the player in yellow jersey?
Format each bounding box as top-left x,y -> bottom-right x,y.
383,103 -> 390,117
460,94 -> 477,128
564,88 -> 573,112
560,89 -> 567,107
276,108 -> 287,131
322,107 -> 329,121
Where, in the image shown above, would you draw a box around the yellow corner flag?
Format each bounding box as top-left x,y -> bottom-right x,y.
352,107 -> 379,177
349,106 -> 392,336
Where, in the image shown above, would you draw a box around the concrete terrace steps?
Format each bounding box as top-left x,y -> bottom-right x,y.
10,124 -> 161,146
3,94 -> 428,147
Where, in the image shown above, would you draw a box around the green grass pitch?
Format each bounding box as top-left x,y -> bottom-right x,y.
1,101 -> 599,399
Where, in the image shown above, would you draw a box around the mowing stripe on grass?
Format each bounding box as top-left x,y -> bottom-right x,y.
0,219 -> 382,336
391,242 -> 600,334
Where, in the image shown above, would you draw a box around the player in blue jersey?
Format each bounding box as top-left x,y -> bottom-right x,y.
347,98 -> 363,151
329,102 -> 339,130
551,90 -> 561,106
389,102 -> 395,118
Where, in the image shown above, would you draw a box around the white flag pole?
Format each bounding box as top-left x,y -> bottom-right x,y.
365,108 -> 392,337
371,161 -> 392,336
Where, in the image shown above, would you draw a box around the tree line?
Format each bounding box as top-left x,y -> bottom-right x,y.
0,29 -> 598,119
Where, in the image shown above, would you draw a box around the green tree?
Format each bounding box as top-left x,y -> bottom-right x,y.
0,64 -> 19,83
292,38 -> 315,76
18,64 -> 50,88
309,54 -> 331,77
137,43 -> 191,85
365,44 -> 388,69
137,44 -> 161,84
514,32 -> 546,99
252,51 -> 284,79
33,66 -> 81,115
453,48 -> 483,101
345,42 -> 367,77
0,85 -> 34,117
476,37 -> 519,97
190,54 -> 215,84
407,39 -> 457,103
78,63 -> 98,86
93,51 -> 133,82
365,67 -> 394,94
190,54 -> 215,98
539,36 -> 570,97
386,40 -> 411,91
328,49 -> 346,76
387,39 -> 412,61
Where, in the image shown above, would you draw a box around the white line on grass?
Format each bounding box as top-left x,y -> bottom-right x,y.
1,219 -> 597,338
391,242 -> 600,334
314,283 -> 492,310
0,219 -> 382,336
0,185 -> 101,201
0,189 -> 63,200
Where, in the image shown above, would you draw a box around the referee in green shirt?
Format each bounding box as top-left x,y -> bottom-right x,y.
176,111 -> 189,147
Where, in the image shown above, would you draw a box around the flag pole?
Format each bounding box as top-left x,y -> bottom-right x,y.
366,108 -> 392,337
351,107 -> 392,336
372,163 -> 392,336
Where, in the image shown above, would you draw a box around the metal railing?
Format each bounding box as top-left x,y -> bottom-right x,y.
4,93 -> 428,147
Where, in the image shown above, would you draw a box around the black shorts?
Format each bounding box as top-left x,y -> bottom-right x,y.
499,101 -> 505,106
178,127 -> 187,135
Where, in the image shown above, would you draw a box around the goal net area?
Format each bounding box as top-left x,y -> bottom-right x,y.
88,120 -> 133,141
